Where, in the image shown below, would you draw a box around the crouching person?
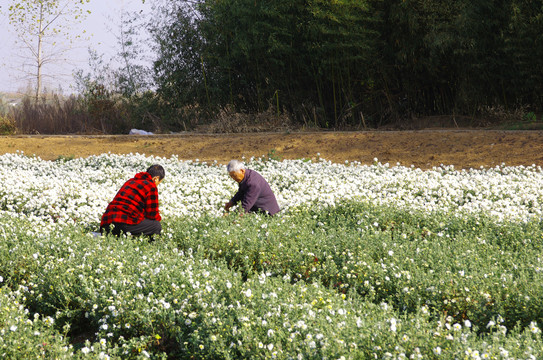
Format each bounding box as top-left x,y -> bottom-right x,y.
224,160 -> 280,216
100,164 -> 165,241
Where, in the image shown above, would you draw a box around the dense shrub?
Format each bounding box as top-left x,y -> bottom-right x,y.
0,115 -> 16,135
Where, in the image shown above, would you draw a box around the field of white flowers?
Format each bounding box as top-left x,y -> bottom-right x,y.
1,152 -> 543,359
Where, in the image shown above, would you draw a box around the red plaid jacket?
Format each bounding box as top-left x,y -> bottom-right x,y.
100,172 -> 161,226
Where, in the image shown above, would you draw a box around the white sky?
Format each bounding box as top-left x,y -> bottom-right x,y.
0,0 -> 152,94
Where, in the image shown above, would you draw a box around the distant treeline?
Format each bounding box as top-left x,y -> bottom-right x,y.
143,0 -> 543,130
5,0 -> 543,134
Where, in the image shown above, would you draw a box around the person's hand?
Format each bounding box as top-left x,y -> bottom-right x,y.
224,201 -> 233,213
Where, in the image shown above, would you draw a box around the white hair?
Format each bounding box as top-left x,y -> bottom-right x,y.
227,159 -> 245,173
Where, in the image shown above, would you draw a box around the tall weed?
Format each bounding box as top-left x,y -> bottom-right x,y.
12,95 -> 90,134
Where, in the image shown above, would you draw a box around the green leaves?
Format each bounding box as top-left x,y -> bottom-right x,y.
3,199 -> 543,357
149,0 -> 543,128
151,0 -> 378,127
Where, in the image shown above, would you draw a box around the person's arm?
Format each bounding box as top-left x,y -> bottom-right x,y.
240,182 -> 261,212
225,186 -> 243,212
230,188 -> 243,205
144,183 -> 161,221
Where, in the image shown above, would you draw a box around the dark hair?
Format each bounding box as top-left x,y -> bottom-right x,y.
146,164 -> 165,180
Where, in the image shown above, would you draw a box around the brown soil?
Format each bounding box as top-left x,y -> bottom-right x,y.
1,130 -> 542,169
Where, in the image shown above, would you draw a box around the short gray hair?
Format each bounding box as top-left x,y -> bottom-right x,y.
227,159 -> 245,173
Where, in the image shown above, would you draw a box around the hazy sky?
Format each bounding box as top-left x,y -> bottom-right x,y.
0,0 -> 152,94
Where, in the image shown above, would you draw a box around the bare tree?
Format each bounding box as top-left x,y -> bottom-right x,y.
6,0 -> 92,101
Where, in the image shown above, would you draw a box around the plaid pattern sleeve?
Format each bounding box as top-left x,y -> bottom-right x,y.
144,181 -> 161,221
100,172 -> 161,226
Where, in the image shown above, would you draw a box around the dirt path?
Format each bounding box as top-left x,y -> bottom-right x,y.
1,130 -> 541,169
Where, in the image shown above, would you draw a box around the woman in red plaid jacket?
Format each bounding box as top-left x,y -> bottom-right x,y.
100,164 -> 165,240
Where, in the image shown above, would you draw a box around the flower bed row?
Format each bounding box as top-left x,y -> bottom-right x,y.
1,153 -> 543,234
2,154 -> 543,358
1,207 -> 543,358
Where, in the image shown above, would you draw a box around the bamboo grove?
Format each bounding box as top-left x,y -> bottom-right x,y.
147,0 -> 543,129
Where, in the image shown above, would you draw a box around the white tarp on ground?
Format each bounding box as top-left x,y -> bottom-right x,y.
129,129 -> 154,135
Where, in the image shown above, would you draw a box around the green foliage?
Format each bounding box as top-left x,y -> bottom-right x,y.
0,288 -> 76,358
75,50 -> 161,134
73,9 -> 163,134
151,0 -> 377,128
166,202 -> 543,335
146,0 -> 543,129
112,8 -> 153,97
55,154 -> 75,162
265,149 -> 281,162
10,0 -> 540,133
3,204 -> 543,357
29,0 -> 541,133
79,82 -> 128,133
0,115 -> 17,135
523,111 -> 537,123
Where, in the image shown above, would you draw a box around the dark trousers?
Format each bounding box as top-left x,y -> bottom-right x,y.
100,219 -> 161,240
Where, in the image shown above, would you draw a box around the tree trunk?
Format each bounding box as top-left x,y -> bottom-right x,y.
36,3 -> 44,102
